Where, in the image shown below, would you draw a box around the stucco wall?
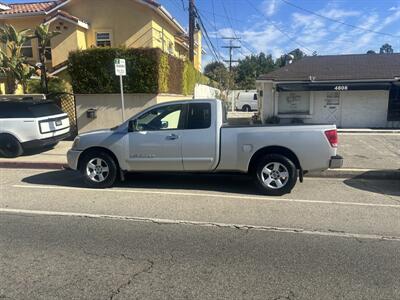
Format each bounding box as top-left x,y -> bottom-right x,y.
306,90 -> 389,128
258,81 -> 395,128
50,23 -> 82,67
75,93 -> 192,133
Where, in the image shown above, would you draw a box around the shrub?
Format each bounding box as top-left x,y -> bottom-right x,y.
68,47 -> 209,95
27,77 -> 71,94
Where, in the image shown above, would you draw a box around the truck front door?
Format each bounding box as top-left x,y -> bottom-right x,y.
128,104 -> 184,171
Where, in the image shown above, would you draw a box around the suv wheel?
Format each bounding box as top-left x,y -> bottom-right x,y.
254,154 -> 297,196
0,134 -> 23,158
80,151 -> 118,188
242,105 -> 251,112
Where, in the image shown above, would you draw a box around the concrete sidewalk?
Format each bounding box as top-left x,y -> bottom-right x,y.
0,133 -> 399,179
0,141 -> 71,169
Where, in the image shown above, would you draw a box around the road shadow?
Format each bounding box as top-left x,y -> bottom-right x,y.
344,171 -> 400,197
21,169 -> 265,196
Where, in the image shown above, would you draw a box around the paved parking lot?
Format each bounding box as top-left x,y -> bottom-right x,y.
339,133 -> 400,169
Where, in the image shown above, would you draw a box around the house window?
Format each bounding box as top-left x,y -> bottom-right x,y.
21,39 -> 33,58
278,91 -> 311,115
96,32 -> 112,47
38,40 -> 52,61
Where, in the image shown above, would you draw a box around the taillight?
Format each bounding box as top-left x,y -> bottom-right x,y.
325,129 -> 338,148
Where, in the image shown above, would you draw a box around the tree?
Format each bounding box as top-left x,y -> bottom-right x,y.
366,50 -> 376,54
379,43 -> 394,54
33,24 -> 60,94
235,52 -> 275,89
275,48 -> 306,68
0,24 -> 34,93
203,61 -> 231,91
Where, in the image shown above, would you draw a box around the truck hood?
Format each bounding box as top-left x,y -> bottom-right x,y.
75,128 -> 125,151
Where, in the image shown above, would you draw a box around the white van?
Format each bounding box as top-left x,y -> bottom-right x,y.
0,100 -> 70,157
235,91 -> 258,111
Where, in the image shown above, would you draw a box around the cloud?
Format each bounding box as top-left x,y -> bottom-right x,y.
204,1 -> 400,62
261,0 -> 279,17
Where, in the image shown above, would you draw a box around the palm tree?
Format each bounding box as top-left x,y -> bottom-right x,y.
33,24 -> 60,94
0,24 -> 34,93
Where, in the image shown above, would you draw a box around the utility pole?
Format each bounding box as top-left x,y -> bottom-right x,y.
188,0 -> 195,63
222,37 -> 241,111
221,37 -> 241,72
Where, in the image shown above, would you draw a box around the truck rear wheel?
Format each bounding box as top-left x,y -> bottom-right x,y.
254,154 -> 297,196
80,151 -> 118,188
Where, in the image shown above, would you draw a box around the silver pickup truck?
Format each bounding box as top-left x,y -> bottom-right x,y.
67,99 -> 343,195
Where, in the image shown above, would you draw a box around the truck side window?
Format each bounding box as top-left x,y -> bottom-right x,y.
186,103 -> 211,129
253,94 -> 258,100
136,104 -> 183,131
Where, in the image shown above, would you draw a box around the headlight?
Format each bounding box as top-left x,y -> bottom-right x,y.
72,137 -> 80,149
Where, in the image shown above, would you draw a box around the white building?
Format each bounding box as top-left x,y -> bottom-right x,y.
256,53 -> 400,128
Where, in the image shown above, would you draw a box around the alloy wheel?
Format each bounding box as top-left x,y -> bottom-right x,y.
86,158 -> 110,183
260,162 -> 289,189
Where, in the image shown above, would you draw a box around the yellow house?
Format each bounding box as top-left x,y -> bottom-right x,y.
0,0 -> 203,75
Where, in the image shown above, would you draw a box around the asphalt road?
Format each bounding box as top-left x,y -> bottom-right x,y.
1,168 -> 400,299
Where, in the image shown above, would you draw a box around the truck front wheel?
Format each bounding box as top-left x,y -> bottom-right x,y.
80,151 -> 118,188
254,154 -> 297,196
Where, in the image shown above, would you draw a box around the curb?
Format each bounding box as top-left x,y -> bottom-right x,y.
0,161 -> 67,170
307,169 -> 400,180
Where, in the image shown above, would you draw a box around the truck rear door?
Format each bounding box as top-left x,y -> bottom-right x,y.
181,102 -> 217,171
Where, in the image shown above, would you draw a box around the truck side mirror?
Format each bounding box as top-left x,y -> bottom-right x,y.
128,120 -> 137,132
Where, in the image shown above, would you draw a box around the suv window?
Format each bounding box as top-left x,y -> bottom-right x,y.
29,103 -> 64,117
0,101 -> 63,118
135,104 -> 183,131
186,103 -> 211,129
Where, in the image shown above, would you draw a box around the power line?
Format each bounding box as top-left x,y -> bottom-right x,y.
221,37 -> 241,71
279,0 -> 400,38
194,6 -> 222,62
220,0 -> 255,56
245,0 -> 315,54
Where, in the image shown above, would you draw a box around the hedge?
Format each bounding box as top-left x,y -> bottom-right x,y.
68,47 -> 209,95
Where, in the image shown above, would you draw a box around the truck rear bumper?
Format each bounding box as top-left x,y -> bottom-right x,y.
329,155 -> 343,169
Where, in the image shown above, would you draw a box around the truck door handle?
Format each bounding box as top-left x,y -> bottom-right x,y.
166,134 -> 179,140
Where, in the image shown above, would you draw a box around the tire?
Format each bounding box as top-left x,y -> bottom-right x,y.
242,105 -> 251,112
0,134 -> 23,158
254,154 -> 298,196
80,151 -> 118,188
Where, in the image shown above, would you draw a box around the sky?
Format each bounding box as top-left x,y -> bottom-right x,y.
157,0 -> 400,65
7,0 -> 400,66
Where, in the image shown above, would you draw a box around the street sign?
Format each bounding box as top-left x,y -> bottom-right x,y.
115,58 -> 126,121
114,58 -> 126,76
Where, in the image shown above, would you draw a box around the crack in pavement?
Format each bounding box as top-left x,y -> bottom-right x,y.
108,259 -> 154,300
2,209 -> 400,243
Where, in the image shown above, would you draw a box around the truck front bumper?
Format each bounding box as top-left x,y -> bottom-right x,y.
329,155 -> 344,169
67,149 -> 83,170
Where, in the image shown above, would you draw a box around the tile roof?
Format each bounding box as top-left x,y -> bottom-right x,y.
258,53 -> 400,82
0,1 -> 63,16
44,9 -> 89,28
